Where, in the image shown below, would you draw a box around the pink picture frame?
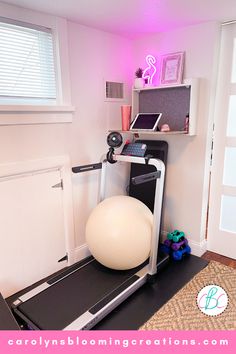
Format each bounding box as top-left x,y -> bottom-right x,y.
160,52 -> 185,85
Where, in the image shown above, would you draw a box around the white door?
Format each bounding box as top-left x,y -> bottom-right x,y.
208,23 -> 236,259
0,169 -> 68,297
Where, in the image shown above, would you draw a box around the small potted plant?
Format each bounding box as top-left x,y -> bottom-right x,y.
134,68 -> 145,89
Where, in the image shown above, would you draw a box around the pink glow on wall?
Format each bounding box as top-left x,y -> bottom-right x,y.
143,54 -> 156,84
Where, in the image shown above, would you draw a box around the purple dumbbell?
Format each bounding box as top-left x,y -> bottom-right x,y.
171,238 -> 188,251
164,239 -> 172,247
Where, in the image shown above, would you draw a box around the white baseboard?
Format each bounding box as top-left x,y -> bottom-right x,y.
188,239 -> 207,257
72,235 -> 207,265
160,231 -> 207,257
73,244 -> 91,263
160,230 -> 168,242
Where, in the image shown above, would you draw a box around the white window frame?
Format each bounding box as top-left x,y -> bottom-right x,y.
0,3 -> 74,125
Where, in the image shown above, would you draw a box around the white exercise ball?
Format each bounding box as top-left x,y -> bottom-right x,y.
85,195 -> 153,270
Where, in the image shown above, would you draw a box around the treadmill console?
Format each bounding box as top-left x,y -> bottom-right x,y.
121,143 -> 147,157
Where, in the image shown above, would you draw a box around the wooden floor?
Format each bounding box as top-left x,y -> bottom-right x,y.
202,251 -> 236,269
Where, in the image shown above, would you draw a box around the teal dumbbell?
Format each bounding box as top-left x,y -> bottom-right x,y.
167,230 -> 185,243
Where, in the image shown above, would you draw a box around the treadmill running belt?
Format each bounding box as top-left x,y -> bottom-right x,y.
17,259 -> 142,330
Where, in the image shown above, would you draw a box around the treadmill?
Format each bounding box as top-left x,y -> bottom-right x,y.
12,150 -> 166,330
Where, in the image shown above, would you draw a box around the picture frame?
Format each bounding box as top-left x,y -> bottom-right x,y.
159,52 -> 185,85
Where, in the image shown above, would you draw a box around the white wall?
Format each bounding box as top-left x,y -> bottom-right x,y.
67,21 -> 133,253
133,22 -> 221,255
0,7 -> 133,262
0,2 -> 222,267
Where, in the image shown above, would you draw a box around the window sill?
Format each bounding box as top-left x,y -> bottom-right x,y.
0,105 -> 75,125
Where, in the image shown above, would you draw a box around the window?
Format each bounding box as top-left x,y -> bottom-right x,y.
0,6 -> 74,125
0,17 -> 56,105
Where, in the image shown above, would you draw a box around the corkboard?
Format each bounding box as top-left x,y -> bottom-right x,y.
139,86 -> 191,131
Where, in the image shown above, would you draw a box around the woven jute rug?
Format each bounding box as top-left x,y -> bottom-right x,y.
140,261 -> 236,330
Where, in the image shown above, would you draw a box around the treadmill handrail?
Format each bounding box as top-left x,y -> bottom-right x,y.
131,171 -> 161,185
72,163 -> 102,174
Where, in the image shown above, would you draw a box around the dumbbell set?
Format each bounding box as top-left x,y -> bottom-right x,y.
161,230 -> 191,261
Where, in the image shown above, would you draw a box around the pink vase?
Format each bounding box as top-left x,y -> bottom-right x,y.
121,105 -> 131,131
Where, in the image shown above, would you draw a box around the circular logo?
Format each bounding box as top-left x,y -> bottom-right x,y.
197,285 -> 228,316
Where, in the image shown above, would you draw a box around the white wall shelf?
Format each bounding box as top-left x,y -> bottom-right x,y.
131,78 -> 199,136
109,130 -> 188,136
133,81 -> 191,92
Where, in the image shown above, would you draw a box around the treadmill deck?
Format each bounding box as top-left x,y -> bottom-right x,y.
14,258 -> 146,330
